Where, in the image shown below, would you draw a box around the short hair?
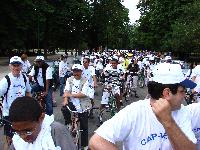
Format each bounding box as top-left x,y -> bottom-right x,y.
148,81 -> 182,100
84,58 -> 90,63
9,96 -> 42,122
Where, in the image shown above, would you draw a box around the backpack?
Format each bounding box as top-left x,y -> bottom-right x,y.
3,74 -> 27,102
67,76 -> 92,110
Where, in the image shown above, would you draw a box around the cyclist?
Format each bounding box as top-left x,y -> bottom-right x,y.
20,54 -> 31,74
89,63 -> 197,150
125,58 -> 140,98
187,103 -> 200,150
191,64 -> 200,102
59,54 -> 69,96
0,56 -> 31,150
9,96 -> 76,150
28,56 -> 53,116
100,57 -> 124,113
61,64 -> 92,150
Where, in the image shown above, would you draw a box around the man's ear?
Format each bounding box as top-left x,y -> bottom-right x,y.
162,88 -> 171,100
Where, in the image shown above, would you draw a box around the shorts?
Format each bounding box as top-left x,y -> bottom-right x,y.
101,85 -> 120,105
3,116 -> 14,138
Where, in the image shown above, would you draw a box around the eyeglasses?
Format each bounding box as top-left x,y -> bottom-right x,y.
14,126 -> 37,136
83,61 -> 88,64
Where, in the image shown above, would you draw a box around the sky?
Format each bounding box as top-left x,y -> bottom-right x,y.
122,0 -> 141,24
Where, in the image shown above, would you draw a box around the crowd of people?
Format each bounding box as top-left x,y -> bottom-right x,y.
0,49 -> 200,150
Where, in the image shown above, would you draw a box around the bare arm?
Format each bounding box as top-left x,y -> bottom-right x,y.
163,118 -> 197,150
151,98 -> 197,150
89,133 -> 118,150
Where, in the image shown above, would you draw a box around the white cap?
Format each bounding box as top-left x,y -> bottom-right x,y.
152,63 -> 196,89
165,56 -> 172,60
35,56 -> 44,61
10,56 -> 22,64
72,64 -> 83,71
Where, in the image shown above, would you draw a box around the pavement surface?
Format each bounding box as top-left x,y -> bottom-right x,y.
0,52 -> 148,149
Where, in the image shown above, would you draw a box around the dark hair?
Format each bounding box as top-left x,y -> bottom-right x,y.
9,96 -> 42,122
148,81 -> 182,99
84,58 -> 90,63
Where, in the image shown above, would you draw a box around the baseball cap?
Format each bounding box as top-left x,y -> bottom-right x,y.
10,56 -> 22,65
35,56 -> 44,61
153,63 -> 196,89
72,64 -> 83,71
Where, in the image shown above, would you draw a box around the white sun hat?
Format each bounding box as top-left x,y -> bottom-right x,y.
153,63 -> 196,89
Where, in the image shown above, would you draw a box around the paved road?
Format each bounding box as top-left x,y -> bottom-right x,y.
0,53 -> 148,149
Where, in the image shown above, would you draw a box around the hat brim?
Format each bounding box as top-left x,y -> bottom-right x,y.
180,79 -> 197,89
10,61 -> 22,65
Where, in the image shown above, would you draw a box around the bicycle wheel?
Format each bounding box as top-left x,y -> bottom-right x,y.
97,106 -> 110,126
138,77 -> 145,88
125,84 -> 131,102
109,96 -> 117,117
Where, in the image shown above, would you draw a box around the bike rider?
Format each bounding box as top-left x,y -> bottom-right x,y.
59,54 -> 69,96
9,96 -> 76,150
61,64 -> 92,150
125,58 -> 140,98
100,57 -> 124,115
89,63 -> 197,150
28,56 -> 54,116
0,56 -> 31,150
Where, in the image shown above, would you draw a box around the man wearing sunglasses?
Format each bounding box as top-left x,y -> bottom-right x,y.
9,96 -> 76,150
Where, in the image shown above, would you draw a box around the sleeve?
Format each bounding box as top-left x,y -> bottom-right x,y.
95,103 -> 137,144
46,67 -> 53,80
90,66 -> 96,76
28,66 -> 35,76
27,60 -> 31,68
25,76 -> 31,93
59,62 -> 62,77
0,78 -> 8,97
51,122 -> 76,150
64,79 -> 71,92
81,80 -> 90,97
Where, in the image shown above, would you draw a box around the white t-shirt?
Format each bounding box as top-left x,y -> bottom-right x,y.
192,65 -> 200,92
187,103 -> 200,149
29,66 -> 52,87
21,60 -> 31,73
59,61 -> 68,77
82,66 -> 96,84
0,73 -> 31,116
64,78 -> 91,112
95,99 -> 197,150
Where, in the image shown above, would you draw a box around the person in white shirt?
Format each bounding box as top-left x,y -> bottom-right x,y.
89,63 -> 197,150
0,56 -> 31,150
20,53 -> 31,74
59,55 -> 68,96
82,57 -> 97,113
62,64 -> 92,150
192,64 -> 200,102
187,103 -> 200,150
9,96 -> 76,150
28,56 -> 53,116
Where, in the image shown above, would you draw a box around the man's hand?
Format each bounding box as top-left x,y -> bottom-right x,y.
150,98 -> 173,127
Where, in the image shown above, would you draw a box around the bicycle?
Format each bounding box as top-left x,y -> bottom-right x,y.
98,83 -> 118,125
138,69 -> 145,88
65,105 -> 91,150
33,91 -> 46,112
125,72 -> 135,101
